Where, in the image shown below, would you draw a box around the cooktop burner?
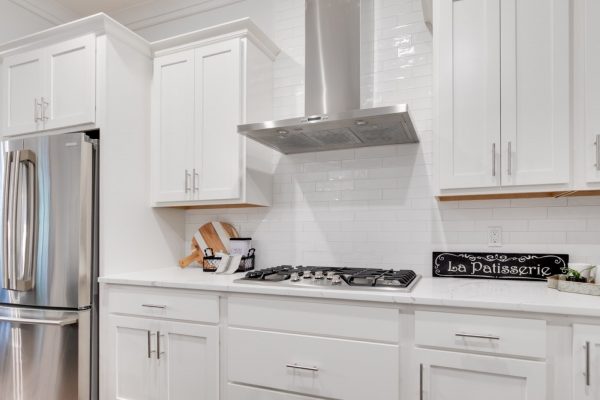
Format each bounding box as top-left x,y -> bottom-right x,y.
236,266 -> 420,292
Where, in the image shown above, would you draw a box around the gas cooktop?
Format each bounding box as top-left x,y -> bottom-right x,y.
235,266 -> 420,292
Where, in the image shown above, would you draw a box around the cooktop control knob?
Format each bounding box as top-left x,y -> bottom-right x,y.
326,271 -> 335,280
290,272 -> 300,282
331,275 -> 342,285
303,271 -> 312,279
314,270 -> 324,279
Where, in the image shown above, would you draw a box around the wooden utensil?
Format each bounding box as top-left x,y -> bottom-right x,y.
179,222 -> 239,268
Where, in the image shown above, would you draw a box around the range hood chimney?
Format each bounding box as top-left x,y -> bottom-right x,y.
238,0 -> 419,154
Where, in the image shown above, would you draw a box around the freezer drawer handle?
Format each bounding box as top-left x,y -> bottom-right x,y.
0,315 -> 77,326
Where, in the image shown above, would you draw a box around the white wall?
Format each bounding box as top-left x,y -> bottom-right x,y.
182,0 -> 600,275
0,0 -> 56,43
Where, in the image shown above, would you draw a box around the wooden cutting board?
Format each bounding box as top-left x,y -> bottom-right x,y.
179,222 -> 239,268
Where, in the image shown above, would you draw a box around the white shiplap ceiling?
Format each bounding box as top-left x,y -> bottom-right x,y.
52,0 -> 150,16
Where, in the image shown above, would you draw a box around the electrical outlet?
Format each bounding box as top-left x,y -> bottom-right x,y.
488,227 -> 502,247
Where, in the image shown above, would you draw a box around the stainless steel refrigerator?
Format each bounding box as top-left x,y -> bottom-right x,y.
0,132 -> 99,400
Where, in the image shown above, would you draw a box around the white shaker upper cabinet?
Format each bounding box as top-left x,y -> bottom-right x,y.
194,40 -> 242,200
43,34 -> 96,131
0,34 -> 96,136
500,0 -> 570,186
1,49 -> 44,136
150,21 -> 278,208
584,0 -> 600,183
438,0 -> 501,190
152,50 -> 196,203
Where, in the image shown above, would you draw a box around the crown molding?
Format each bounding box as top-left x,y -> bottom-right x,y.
8,0 -> 79,25
151,17 -> 279,60
110,0 -> 244,31
0,13 -> 151,57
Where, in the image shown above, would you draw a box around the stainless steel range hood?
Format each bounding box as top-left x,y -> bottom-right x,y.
237,0 -> 419,154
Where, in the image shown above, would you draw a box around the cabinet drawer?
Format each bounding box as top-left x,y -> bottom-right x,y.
228,295 -> 398,342
228,384 -> 319,400
415,311 -> 546,358
228,327 -> 399,400
106,285 -> 219,323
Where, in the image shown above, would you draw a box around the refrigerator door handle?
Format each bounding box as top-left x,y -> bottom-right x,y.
2,151 -> 14,289
2,150 -> 38,292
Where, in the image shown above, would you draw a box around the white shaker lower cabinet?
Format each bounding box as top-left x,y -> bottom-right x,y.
573,324 -> 600,399
156,321 -> 219,400
108,315 -> 159,400
417,349 -> 546,400
101,286 -> 220,400
151,22 -> 279,208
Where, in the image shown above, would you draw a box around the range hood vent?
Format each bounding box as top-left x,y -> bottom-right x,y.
238,0 -> 419,154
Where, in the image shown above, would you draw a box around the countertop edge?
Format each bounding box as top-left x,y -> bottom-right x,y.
98,270 -> 600,319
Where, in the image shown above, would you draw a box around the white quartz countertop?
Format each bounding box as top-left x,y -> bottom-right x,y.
98,267 -> 600,317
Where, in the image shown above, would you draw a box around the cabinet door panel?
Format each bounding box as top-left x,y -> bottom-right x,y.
158,321 -> 219,400
108,315 -> 158,400
438,0 -> 501,189
1,49 -> 44,136
195,39 -> 242,200
152,50 -> 195,203
500,0 -> 569,186
584,0 -> 600,183
44,34 -> 96,130
418,349 -> 545,400
573,324 -> 600,399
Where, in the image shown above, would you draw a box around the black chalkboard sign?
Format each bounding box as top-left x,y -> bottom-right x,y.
432,252 -> 569,281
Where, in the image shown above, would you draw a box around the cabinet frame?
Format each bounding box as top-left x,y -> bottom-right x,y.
417,348 -> 546,400
1,34 -> 96,137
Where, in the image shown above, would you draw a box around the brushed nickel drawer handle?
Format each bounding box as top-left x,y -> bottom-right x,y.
142,304 -> 167,309
286,363 -> 318,372
455,332 -> 500,341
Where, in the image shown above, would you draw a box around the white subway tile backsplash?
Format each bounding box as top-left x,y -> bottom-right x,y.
182,0 -> 600,274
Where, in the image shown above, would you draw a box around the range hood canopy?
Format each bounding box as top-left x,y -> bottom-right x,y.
238,0 -> 419,154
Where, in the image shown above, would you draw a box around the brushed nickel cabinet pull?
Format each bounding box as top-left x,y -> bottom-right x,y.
157,331 -> 165,359
419,363 -> 424,400
184,170 -> 191,193
586,341 -> 591,386
492,143 -> 496,177
141,304 -> 167,309
147,331 -> 156,359
508,141 -> 512,176
595,135 -> 600,171
455,332 -> 500,341
286,363 -> 318,372
41,97 -> 49,121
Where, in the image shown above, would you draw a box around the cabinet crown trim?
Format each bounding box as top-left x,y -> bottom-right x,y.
151,17 -> 280,60
0,12 -> 151,58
